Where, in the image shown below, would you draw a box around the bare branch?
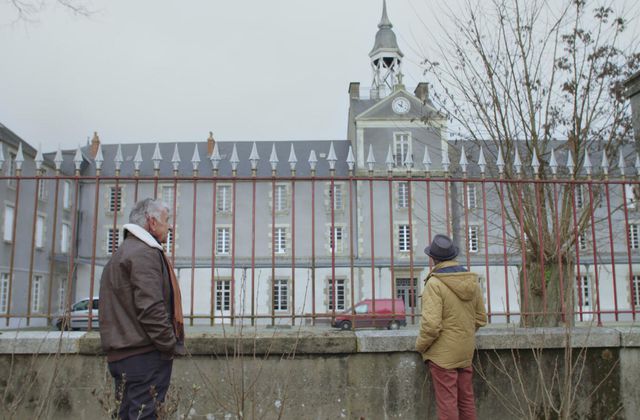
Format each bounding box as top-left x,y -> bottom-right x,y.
4,0 -> 93,23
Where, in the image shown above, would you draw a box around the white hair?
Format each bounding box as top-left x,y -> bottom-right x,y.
129,198 -> 170,227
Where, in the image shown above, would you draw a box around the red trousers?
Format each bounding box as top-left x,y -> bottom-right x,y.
428,361 -> 477,420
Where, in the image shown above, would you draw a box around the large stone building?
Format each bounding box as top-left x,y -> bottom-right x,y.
1,1 -> 639,328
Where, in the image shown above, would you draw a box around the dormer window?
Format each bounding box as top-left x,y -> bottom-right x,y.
393,133 -> 410,167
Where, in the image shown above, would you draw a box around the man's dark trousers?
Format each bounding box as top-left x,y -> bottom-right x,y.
108,351 -> 173,420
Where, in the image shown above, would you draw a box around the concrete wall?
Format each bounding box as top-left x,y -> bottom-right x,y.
0,327 -> 638,419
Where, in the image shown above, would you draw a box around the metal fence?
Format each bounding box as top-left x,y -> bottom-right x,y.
1,143 -> 640,330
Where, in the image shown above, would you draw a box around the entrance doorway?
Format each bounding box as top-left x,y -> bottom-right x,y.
396,277 -> 418,314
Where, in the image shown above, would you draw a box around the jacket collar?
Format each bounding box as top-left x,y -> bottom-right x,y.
122,223 -> 163,251
424,260 -> 461,284
432,260 -> 460,273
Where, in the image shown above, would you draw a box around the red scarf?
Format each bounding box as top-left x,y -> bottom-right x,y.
161,252 -> 185,342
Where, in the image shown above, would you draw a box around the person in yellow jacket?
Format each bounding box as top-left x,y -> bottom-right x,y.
416,234 -> 487,420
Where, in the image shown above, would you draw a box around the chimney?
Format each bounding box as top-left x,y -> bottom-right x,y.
349,82 -> 360,100
207,131 -> 215,157
414,83 -> 429,103
90,131 -> 100,158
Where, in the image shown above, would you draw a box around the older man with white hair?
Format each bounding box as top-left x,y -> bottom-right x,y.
99,198 -> 185,420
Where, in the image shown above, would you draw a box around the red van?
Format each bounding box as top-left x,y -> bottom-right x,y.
332,298 -> 407,330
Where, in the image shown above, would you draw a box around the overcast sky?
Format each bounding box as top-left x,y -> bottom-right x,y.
0,0 -> 448,150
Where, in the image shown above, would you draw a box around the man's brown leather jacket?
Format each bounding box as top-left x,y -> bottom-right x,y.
99,234 -> 177,362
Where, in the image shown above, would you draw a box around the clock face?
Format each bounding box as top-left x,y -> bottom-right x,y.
392,97 -> 411,114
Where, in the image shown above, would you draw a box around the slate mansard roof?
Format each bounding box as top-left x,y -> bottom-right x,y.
22,135 -> 640,180
447,140 -> 640,178
0,123 -> 59,173
57,140 -> 354,178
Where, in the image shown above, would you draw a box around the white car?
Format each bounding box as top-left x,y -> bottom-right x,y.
56,297 -> 99,331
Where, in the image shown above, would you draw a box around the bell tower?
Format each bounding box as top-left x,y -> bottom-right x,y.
369,0 -> 404,99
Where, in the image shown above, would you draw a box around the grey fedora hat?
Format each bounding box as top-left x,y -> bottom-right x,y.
424,234 -> 459,261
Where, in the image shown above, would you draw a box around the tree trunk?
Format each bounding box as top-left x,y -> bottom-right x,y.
520,258 -> 575,327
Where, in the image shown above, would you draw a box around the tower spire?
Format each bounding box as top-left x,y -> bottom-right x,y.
379,0 -> 392,28
369,0 -> 404,99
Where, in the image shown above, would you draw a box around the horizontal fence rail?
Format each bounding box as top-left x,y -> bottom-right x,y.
1,170 -> 640,330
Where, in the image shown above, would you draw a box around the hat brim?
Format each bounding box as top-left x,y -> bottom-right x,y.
424,245 -> 459,261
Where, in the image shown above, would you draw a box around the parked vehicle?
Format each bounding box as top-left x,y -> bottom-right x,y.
332,298 -> 406,330
56,297 -> 99,331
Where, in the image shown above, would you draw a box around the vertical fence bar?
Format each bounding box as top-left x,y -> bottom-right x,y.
111,179 -> 120,267
171,178 -> 178,265
387,176 -> 395,318
63,176 -> 80,331
587,181 -> 602,326
46,177 -> 61,324
6,176 -> 21,326
290,177 -> 296,325
571,181 -> 583,322
133,179 -> 139,203
533,178 -> 547,315
348,172 -> 355,326
552,180 -> 566,323
425,178 -> 433,271
330,177 -> 336,321
444,175 -> 451,237
407,177 -> 415,323
368,174 -> 376,317
87,175 -> 101,331
462,177 -> 470,270
499,178 -> 510,323
210,178 -> 218,325
26,177 -> 41,326
271,177 -> 276,326
189,178 -> 198,326
311,175 -> 316,324
603,180 -> 619,321
250,176 -> 256,326
153,178 -> 158,199
480,178 -> 491,322
621,180 -> 635,320
231,176 -> 237,325
516,179 -> 529,322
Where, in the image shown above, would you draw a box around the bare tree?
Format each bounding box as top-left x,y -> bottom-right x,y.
424,0 -> 640,326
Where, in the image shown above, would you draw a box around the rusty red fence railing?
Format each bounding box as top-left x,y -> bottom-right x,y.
1,171 -> 640,330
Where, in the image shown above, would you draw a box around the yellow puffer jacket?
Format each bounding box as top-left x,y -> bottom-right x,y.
415,261 -> 487,369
